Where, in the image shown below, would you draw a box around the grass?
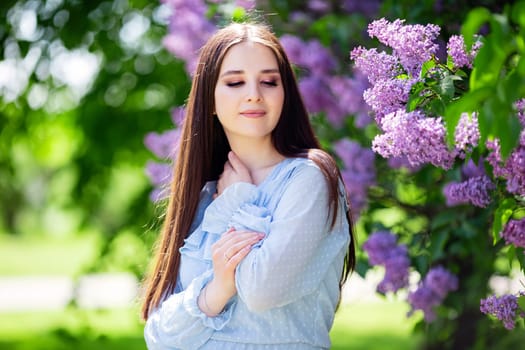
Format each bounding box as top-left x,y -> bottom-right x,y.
0,234 -> 98,276
0,233 -> 419,349
331,302 -> 420,349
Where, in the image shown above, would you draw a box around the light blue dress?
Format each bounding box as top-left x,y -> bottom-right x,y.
144,157 -> 350,349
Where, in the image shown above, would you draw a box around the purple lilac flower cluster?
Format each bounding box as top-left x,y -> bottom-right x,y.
408,266 -> 459,322
161,0 -> 215,74
280,35 -> 370,127
367,18 -> 440,76
443,175 -> 494,208
351,19 -> 489,171
517,99 -> 525,126
299,0 -> 380,18
447,35 -> 482,69
480,292 -> 525,330
350,45 -> 415,124
442,158 -> 495,208
333,139 -> 376,219
351,19 -> 469,169
162,0 -> 255,74
362,231 -> 410,294
144,107 -> 184,201
486,131 -> 525,197
454,112 -> 480,157
501,218 -> 525,249
371,110 -> 455,169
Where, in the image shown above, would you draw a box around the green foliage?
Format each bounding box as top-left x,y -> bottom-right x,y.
445,1 -> 525,158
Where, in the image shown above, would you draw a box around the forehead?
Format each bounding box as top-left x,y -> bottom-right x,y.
219,41 -> 279,72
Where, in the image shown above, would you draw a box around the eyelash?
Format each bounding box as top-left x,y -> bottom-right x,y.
226,80 -> 279,87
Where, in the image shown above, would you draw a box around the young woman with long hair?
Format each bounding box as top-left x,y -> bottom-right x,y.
141,22 -> 355,349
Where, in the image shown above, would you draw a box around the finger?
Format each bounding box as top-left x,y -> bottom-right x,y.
217,230 -> 262,248
212,230 -> 262,253
227,151 -> 247,173
223,160 -> 233,172
226,244 -> 254,268
224,234 -> 263,258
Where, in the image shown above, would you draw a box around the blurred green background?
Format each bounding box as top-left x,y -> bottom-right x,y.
1,0 -> 511,349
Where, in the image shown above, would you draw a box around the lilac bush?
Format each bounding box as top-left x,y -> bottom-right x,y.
351,16 -> 525,332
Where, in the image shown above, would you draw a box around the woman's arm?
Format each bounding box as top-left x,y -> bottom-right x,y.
234,163 -> 348,312
144,270 -> 229,350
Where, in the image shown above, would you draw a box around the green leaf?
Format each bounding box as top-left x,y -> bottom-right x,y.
507,245 -> 516,265
430,229 -> 449,260
420,59 -> 436,78
444,87 -> 492,146
462,7 -> 492,48
512,1 -> 525,27
439,74 -> 456,99
492,198 -> 517,244
518,295 -> 525,312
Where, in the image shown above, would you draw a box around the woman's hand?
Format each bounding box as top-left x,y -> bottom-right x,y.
215,151 -> 252,198
198,228 -> 264,316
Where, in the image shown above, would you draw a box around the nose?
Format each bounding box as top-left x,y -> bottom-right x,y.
246,82 -> 262,102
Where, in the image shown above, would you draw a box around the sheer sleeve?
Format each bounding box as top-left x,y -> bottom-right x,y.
234,164 -> 346,312
144,270 -> 236,350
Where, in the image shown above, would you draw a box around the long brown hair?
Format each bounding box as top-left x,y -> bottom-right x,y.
141,22 -> 355,320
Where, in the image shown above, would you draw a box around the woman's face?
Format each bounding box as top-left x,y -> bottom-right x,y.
214,41 -> 284,143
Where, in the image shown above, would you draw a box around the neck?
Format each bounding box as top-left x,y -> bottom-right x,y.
227,137 -> 285,183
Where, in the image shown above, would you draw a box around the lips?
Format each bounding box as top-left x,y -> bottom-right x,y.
240,110 -> 266,118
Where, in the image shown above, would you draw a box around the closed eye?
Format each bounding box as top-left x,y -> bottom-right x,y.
226,81 -> 244,87
262,80 -> 278,87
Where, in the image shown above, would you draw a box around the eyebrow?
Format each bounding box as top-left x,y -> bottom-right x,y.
220,68 -> 280,78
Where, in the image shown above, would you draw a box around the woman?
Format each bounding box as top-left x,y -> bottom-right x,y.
142,22 -> 355,349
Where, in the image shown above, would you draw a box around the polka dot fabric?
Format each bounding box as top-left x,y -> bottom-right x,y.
145,158 -> 350,349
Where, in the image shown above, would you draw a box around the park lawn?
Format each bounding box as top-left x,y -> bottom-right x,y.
0,234 -> 98,276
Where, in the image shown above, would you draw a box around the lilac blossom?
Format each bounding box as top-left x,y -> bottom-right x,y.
486,139 -> 506,177
516,99 -> 525,126
447,35 -> 482,69
408,266 -> 458,322
501,218 -> 525,249
341,0 -> 381,17
280,35 -> 337,75
371,110 -> 455,169
486,132 -> 525,197
454,112 -> 480,156
144,107 -> 184,201
162,0 -> 215,74
307,0 -> 331,13
461,158 -> 486,179
367,18 -> 440,75
362,231 -> 410,294
144,129 -> 180,160
363,78 -> 416,123
505,140 -> 525,196
298,75 -> 335,115
350,47 -> 401,84
282,34 -> 363,128
443,175 -> 494,208
480,293 -> 524,330
145,161 -> 172,187
334,139 -> 376,218
329,73 -> 372,128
